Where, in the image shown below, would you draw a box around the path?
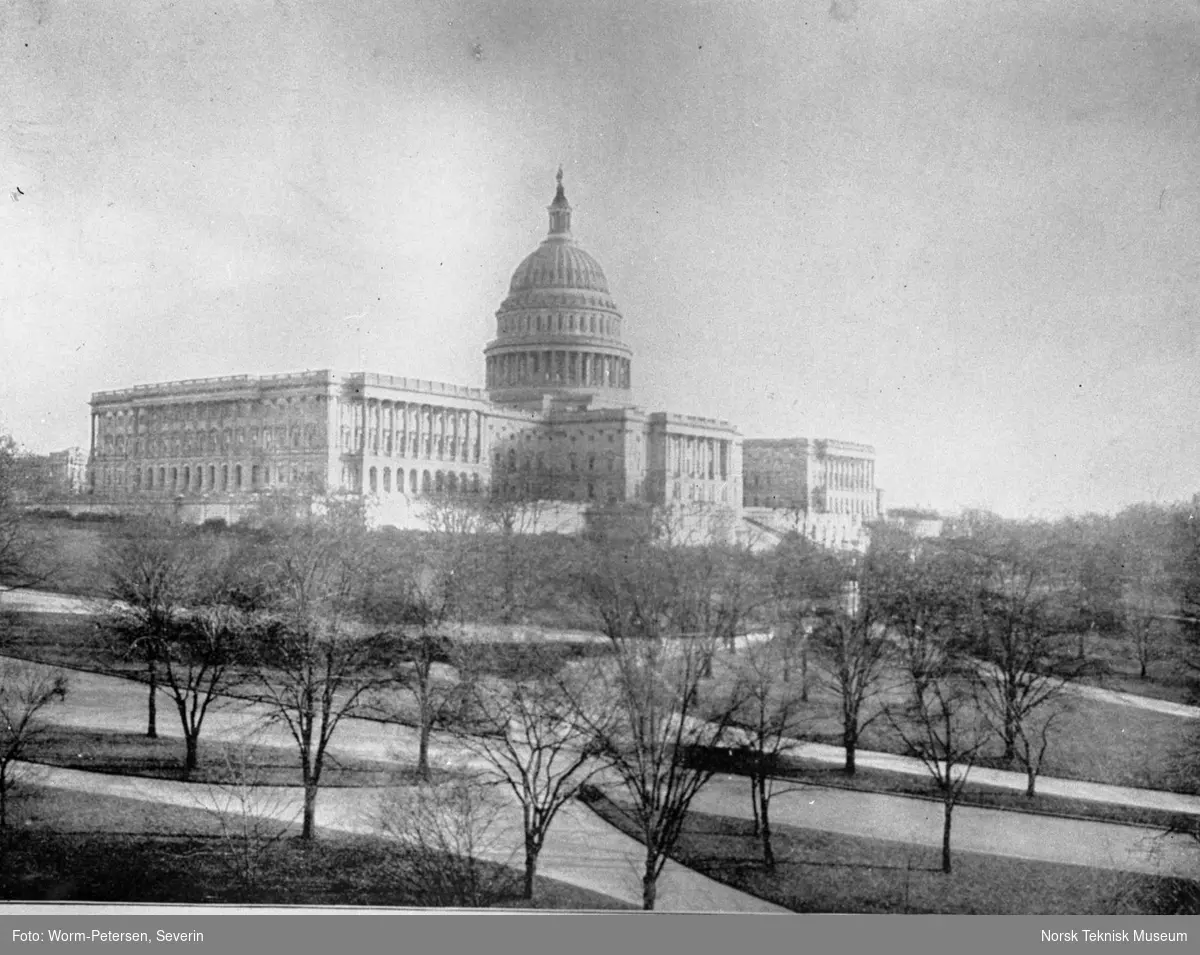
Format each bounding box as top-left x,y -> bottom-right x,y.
6,663 -> 780,912
691,775 -> 1198,879
7,587 -> 1200,720
10,656 -> 1200,882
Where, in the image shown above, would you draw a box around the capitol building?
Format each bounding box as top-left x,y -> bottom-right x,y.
84,172 -> 879,547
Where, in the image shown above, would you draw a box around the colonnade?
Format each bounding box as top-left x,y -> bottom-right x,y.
667,434 -> 730,481
485,351 -> 631,390
342,398 -> 483,464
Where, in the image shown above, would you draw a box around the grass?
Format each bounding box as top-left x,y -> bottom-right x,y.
2,785 -> 634,909
21,726 -> 411,787
702,653 -> 1198,794
689,750 -> 1200,833
581,790 -> 1200,914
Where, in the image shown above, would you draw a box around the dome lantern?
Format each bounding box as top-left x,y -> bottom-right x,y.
548,166 -> 572,236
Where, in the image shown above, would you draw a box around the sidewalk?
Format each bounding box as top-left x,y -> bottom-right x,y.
10,656 -> 1199,882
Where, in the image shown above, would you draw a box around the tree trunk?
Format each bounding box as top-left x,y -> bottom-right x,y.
749,774 -> 760,836
146,657 -> 158,739
417,715 -> 431,782
843,731 -> 857,776
0,768 -> 7,831
301,781 -> 319,840
1025,766 -> 1036,799
759,777 -> 775,870
641,854 -> 658,911
523,845 -> 538,901
1138,657 -> 1147,680
800,646 -> 809,702
183,732 -> 199,779
941,801 -> 953,874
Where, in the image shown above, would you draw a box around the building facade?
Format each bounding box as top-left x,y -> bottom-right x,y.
87,172 -> 743,529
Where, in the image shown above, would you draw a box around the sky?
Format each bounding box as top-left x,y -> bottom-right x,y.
2,0 -> 1199,519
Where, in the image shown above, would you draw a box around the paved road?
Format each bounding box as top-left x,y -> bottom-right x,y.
6,587 -> 1200,720
5,656 -> 779,912
691,775 -> 1198,879
9,656 -> 1200,883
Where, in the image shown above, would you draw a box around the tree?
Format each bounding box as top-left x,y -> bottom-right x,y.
886,671 -> 988,874
765,534 -> 843,700
811,578 -> 893,776
964,523 -> 1086,779
481,493 -> 545,624
862,528 -> 971,712
243,498 -> 390,840
726,635 -> 811,869
160,589 -> 255,779
101,517 -> 201,738
580,633 -> 744,909
571,510 -> 751,909
375,776 -> 520,907
189,743 -> 300,892
367,498 -> 485,780
0,660 -> 67,830
452,641 -> 607,900
0,434 -> 51,596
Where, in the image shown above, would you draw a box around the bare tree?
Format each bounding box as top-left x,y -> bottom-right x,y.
863,528 -> 971,711
964,525 -> 1085,772
189,743 -> 300,892
367,497 -> 485,780
886,674 -> 989,874
0,660 -> 68,830
726,635 -> 811,869
161,599 -> 255,780
765,534 -> 843,699
579,633 -> 745,910
811,596 -> 893,776
101,517 -> 200,738
481,493 -> 545,624
375,776 -> 520,907
452,642 -> 607,900
0,434 -> 55,607
244,499 -> 390,840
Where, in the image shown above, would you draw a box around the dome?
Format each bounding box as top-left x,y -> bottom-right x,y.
484,169 -> 633,410
507,241 -> 610,296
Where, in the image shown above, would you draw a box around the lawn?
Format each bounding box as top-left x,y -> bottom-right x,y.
701,651 -> 1198,794
2,785 -> 633,909
21,726 -> 410,787
582,790 -> 1200,915
687,749 -> 1199,833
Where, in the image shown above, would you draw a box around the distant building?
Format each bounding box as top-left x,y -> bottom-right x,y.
83,171 -> 877,546
11,447 -> 87,502
884,507 -> 944,539
741,438 -> 879,552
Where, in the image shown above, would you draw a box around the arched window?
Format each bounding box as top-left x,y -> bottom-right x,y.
208,465 -> 216,489
382,468 -> 391,493
145,468 -> 153,490
182,466 -> 190,491
369,467 -> 378,493
447,472 -> 457,494
421,470 -> 431,493
410,470 -> 418,494
472,474 -> 480,494
435,471 -> 445,493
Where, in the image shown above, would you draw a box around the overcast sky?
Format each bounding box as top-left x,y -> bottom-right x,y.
2,0 -> 1198,518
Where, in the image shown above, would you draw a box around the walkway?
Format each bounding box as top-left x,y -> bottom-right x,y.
691,775 -> 1198,879
6,659 -> 780,912
8,657 -> 1198,883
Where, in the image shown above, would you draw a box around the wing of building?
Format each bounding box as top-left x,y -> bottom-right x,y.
83,173 -> 879,549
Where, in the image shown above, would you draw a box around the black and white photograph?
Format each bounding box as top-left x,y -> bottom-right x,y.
1,0 -> 1199,933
